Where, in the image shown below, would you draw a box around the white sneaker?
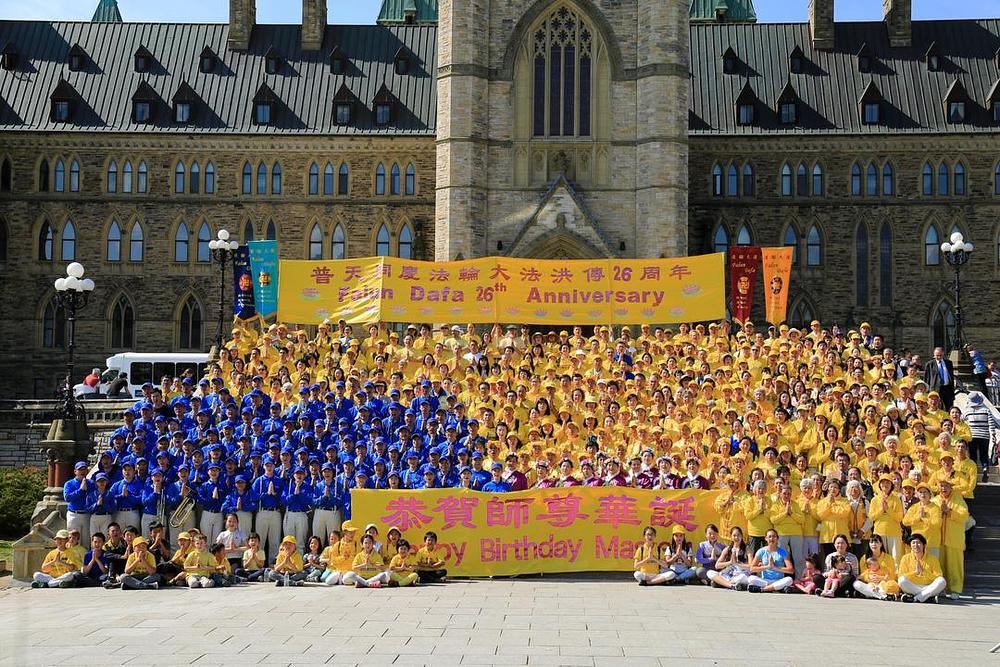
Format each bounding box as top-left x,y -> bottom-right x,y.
148,582 -> 159,590
948,592 -> 959,600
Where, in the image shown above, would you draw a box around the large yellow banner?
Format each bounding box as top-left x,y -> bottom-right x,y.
351,487 -> 722,576
277,254 -> 725,325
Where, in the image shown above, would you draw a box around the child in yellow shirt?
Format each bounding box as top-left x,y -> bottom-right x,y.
184,534 -> 217,588
344,533 -> 390,588
388,539 -> 421,587
267,535 -> 306,586
415,531 -> 448,584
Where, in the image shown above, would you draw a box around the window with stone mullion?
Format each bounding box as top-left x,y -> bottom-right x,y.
532,6 -> 592,139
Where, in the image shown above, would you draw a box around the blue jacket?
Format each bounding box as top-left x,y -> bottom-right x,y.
64,477 -> 91,512
110,477 -> 144,512
222,488 -> 259,514
197,479 -> 226,513
141,486 -> 177,516
252,474 -> 285,510
283,481 -> 314,512
312,480 -> 343,511
86,488 -> 116,514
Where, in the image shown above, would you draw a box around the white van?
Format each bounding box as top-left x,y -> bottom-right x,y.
76,352 -> 210,398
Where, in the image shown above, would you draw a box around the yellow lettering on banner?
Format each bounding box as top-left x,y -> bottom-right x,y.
351,488 -> 723,577
277,254 -> 725,325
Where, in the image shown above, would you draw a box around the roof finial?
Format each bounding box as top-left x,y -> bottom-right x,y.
92,0 -> 123,23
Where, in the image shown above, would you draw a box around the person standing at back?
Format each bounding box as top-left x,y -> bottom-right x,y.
924,347 -> 955,410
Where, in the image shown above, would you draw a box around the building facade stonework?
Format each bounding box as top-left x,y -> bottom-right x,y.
0,0 -> 998,396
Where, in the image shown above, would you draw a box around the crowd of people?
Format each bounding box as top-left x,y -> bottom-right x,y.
34,318 -> 997,602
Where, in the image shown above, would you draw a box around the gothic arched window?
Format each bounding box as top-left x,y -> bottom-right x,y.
855,224 -> 869,307
532,5 -> 593,138
110,295 -> 135,349
331,224 -> 346,259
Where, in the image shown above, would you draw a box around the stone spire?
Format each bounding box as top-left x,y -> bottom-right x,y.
91,0 -> 123,23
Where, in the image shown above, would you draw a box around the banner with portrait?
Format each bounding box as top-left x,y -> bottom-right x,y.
728,246 -> 761,324
232,245 -> 256,320
248,240 -> 279,318
761,247 -> 793,325
351,487 -> 723,577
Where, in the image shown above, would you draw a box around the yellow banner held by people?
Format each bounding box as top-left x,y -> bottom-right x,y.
351,487 -> 722,577
277,254 -> 725,325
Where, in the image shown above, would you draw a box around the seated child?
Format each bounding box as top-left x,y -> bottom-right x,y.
794,553 -> 822,595
388,539 -> 420,587
210,542 -> 235,587
303,535 -> 324,582
32,529 -> 82,588
120,536 -> 161,590
415,531 -> 448,583
344,533 -> 390,588
238,533 -> 267,582
160,531 -> 193,585
78,532 -> 110,587
183,533 -> 217,588
267,535 -> 306,586
822,555 -> 848,598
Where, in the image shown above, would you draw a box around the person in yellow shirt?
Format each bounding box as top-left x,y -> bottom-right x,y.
325,522 -> 358,586
869,476 -> 904,563
344,533 -> 390,588
714,476 -> 748,540
795,479 -> 821,564
120,536 -> 160,590
902,484 -> 943,558
934,478 -> 969,598
742,479 -> 772,553
852,535 -> 901,600
267,535 -> 306,586
31,529 -> 82,588
632,526 -> 671,586
816,478 -> 851,555
184,533 -> 217,588
415,531 -> 449,583
387,539 -> 420,587
897,533 -> 947,603
769,484 -> 805,578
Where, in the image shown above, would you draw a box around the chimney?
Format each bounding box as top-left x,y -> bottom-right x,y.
808,0 -> 835,51
302,0 -> 327,51
883,0 -> 912,48
228,0 -> 256,51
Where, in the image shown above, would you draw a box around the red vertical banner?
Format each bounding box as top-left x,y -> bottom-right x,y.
761,247 -> 793,325
728,246 -> 761,324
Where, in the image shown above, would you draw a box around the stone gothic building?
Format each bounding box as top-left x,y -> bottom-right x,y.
0,0 -> 998,396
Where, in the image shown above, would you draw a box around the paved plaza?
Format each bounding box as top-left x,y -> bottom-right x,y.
1,578 -> 997,666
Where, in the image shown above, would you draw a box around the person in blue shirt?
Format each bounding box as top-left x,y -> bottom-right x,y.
87,473 -> 116,539
140,469 -> 176,539
251,459 -> 285,562
482,463 -> 512,493
222,475 -> 257,533
746,528 -> 795,593
111,461 -> 143,531
77,532 -> 111,587
151,451 -> 177,486
282,466 -> 313,551
65,461 -> 92,544
469,453 -> 491,490
402,453 -> 424,490
438,457 -> 461,488
312,464 -> 343,547
197,462 -> 227,542
419,466 -> 439,490
263,403 -> 285,436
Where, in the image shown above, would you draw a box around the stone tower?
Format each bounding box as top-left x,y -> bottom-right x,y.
435,0 -> 691,261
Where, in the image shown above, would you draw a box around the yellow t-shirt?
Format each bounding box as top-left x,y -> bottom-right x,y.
416,545 -> 444,569
42,547 -> 82,578
898,552 -> 943,586
273,550 -> 304,573
183,549 -> 216,576
351,550 -> 384,578
389,553 -> 418,574
633,543 -> 662,575
124,551 -> 157,576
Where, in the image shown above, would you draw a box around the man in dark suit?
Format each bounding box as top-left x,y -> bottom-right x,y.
924,346 -> 956,409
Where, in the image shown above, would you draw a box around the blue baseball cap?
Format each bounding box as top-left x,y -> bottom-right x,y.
74,461 -> 88,471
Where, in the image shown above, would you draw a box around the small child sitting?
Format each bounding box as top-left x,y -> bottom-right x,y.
821,555 -> 848,598
794,553 -> 822,595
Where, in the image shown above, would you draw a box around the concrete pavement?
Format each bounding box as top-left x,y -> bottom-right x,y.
1,578 -> 997,666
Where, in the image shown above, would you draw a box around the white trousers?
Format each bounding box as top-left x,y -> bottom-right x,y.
255,510 -> 283,563
313,509 -> 342,546
187,576 -> 215,588
234,511 -> 254,535
343,571 -> 389,587
746,575 -> 793,591
33,572 -> 77,587
66,511 -> 90,545
707,570 -> 749,588
89,514 -> 112,540
881,536 -> 903,564
283,512 -> 309,553
898,576 -> 947,602
200,511 -> 224,545
853,581 -> 887,600
113,510 -> 141,532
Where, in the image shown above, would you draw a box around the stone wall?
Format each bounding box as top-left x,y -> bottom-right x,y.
0,399 -> 129,469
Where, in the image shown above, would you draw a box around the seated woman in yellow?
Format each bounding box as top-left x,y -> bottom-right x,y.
898,533 -> 947,603
632,526 -> 671,586
344,533 -> 390,588
852,535 -> 900,600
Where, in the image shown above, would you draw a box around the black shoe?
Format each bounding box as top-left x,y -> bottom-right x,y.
638,580 -> 648,586
31,581 -> 45,588
735,582 -> 748,591
748,585 -> 762,593
885,594 -> 897,602
274,580 -> 284,587
901,594 -> 914,603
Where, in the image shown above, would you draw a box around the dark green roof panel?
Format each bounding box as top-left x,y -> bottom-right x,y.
689,0 -> 756,23
377,0 -> 438,25
92,0 -> 123,23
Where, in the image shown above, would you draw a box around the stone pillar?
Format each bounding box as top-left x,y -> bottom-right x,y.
634,0 -> 689,259
434,0 -> 490,261
31,417 -> 94,526
302,0 -> 327,51
883,0 -> 912,48
808,0 -> 835,51
228,0 -> 256,51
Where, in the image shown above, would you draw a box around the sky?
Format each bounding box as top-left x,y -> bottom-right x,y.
1,0 -> 997,24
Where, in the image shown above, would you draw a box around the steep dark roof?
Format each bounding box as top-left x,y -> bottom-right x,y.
377,0 -> 438,25
690,19 -> 1000,135
689,0 -> 756,24
0,20 -> 437,135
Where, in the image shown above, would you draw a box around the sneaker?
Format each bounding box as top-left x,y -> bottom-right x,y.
948,592 -> 960,601
388,579 -> 399,588
638,580 -> 648,587
747,585 -> 762,593
148,582 -> 159,590
900,594 -> 914,603
370,581 -> 382,589
274,580 -> 284,587
885,594 -> 897,602
354,581 -> 363,588
735,582 -> 748,592
58,580 -> 74,589
31,581 -> 45,588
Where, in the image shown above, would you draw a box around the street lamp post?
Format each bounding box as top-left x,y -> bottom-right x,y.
208,229 -> 240,352
941,231 -> 974,355
53,262 -> 95,419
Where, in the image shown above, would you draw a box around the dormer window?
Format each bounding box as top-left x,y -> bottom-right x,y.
134,46 -> 152,73
134,100 -> 151,123
393,47 -> 410,75
335,102 -> 351,125
722,47 -> 738,75
737,103 -> 754,125
329,46 -> 347,75
265,46 -> 282,75
252,82 -> 278,126
175,102 -> 191,123
779,102 -> 797,125
172,82 -> 197,125
863,102 -> 881,124
948,101 -> 966,123
789,46 -> 804,74
68,44 -> 86,72
53,100 -> 71,122
993,100 -> 1000,123
857,43 -> 873,73
375,102 -> 390,125
199,46 -> 216,74
131,81 -> 156,124
1,42 -> 17,71
926,42 -> 942,72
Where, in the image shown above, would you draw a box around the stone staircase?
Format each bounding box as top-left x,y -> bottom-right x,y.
966,481 -> 1000,593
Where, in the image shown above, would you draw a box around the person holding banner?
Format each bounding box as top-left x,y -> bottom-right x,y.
633,526 -> 671,586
